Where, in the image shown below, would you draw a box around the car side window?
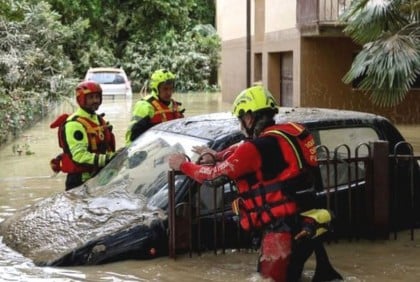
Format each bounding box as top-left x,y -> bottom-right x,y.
198,181 -> 237,214
317,127 -> 378,156
316,127 -> 379,187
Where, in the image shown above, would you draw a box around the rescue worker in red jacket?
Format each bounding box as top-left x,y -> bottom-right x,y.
51,81 -> 116,190
125,69 -> 184,145
169,85 -> 319,281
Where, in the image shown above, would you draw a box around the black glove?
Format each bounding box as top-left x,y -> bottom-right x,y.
130,117 -> 152,141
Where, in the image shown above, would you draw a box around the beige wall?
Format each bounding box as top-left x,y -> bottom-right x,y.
300,37 -> 420,123
216,0 -> 251,40
217,0 -> 420,123
217,0 -> 300,104
217,0 -> 254,101
220,38 -> 249,103
300,37 -> 356,107
265,0 -> 296,32
261,29 -> 301,105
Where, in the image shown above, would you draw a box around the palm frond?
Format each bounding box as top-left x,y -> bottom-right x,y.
343,33 -> 420,107
341,0 -> 409,44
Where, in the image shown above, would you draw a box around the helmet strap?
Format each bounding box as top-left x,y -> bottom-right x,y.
253,111 -> 276,137
81,105 -> 96,115
240,113 -> 256,138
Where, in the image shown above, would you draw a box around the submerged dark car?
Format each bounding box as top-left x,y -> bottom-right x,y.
1,107 -> 419,266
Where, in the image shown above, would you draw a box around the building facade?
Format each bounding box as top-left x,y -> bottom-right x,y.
216,0 -> 420,123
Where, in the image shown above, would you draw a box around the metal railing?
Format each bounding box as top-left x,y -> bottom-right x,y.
319,0 -> 352,22
297,0 -> 353,24
167,141 -> 420,258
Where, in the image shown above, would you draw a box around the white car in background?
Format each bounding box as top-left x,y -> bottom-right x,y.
84,67 -> 132,97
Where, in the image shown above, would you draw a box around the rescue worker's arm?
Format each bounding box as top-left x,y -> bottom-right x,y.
125,100 -> 155,145
216,142 -> 242,160
130,116 -> 152,140
65,121 -> 114,168
169,141 -> 259,183
192,146 -> 217,164
192,142 -> 242,164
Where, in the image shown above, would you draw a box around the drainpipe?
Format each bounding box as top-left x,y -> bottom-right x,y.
246,0 -> 251,87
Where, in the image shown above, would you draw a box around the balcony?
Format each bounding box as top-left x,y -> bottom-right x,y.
297,0 -> 352,37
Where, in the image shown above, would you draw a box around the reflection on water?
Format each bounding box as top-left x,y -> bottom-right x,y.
0,93 -> 419,281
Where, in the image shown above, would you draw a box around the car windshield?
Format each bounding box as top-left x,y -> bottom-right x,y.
84,129 -> 208,209
89,72 -> 125,84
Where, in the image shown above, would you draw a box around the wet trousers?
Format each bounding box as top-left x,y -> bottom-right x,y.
258,231 -> 292,282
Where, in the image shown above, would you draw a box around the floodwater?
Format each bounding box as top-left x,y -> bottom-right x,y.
0,93 -> 420,282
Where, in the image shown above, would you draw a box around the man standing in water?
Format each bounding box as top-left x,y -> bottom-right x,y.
125,69 -> 184,145
50,81 -> 116,190
168,85 -> 341,281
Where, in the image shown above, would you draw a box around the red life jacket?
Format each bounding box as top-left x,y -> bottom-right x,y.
49,113 -> 115,174
147,96 -> 183,125
235,122 -> 318,231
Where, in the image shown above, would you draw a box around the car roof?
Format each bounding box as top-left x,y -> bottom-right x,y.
154,107 -> 390,141
87,67 -> 124,73
274,107 -> 387,126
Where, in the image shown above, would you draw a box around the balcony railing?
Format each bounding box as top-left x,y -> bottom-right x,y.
297,0 -> 353,36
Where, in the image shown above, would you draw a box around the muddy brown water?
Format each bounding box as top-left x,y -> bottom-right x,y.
0,93 -> 419,281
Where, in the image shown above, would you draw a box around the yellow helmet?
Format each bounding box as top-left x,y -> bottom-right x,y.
232,85 -> 278,118
150,69 -> 175,93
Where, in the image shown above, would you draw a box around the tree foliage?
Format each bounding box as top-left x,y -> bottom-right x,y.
123,24 -> 220,92
0,1 -> 75,142
341,0 -> 420,107
0,0 -> 220,145
44,0 -> 220,91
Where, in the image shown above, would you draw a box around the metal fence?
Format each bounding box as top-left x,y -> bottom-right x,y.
167,141 -> 420,258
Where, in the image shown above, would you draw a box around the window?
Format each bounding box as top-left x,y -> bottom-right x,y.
197,181 -> 237,215
317,127 -> 378,157
316,127 -> 379,187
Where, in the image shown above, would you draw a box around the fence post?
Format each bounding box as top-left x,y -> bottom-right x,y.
367,141 -> 390,239
168,170 -> 176,259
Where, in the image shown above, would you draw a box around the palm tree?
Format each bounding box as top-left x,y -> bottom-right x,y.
341,0 -> 420,107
